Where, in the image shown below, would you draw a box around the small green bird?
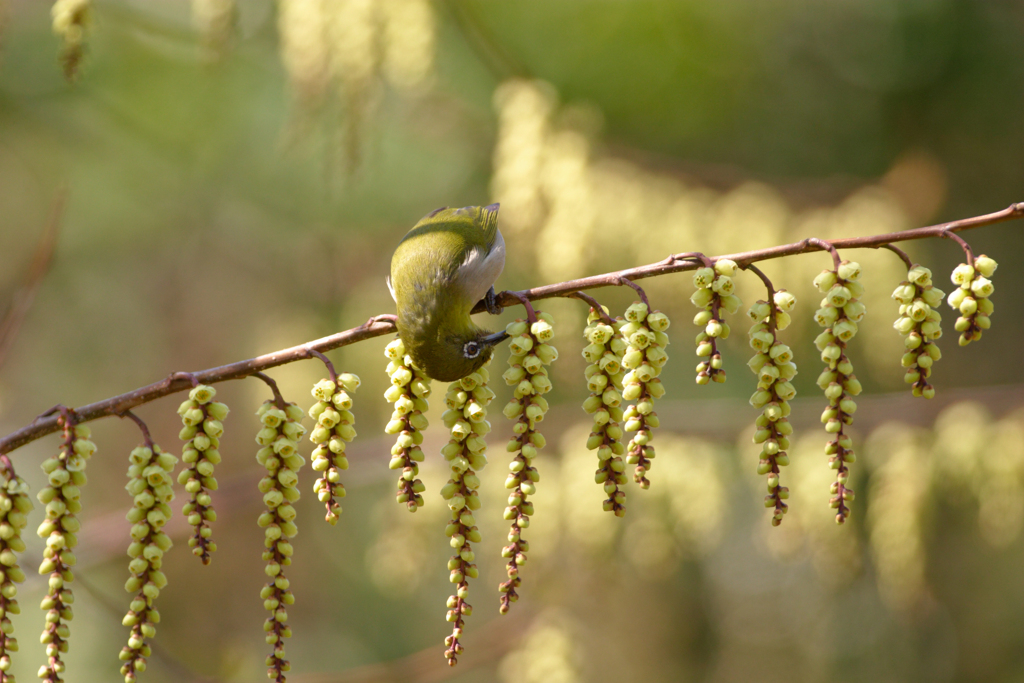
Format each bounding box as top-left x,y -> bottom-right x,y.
388,204 -> 508,382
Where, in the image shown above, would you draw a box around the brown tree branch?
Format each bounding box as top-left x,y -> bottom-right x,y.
1,202 -> 1020,456
0,315 -> 397,454
472,201 -> 1023,312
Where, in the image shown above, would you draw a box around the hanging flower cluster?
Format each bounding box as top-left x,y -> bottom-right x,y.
37,420 -> 94,683
51,0 -> 91,80
892,265 -> 944,398
620,302 -> 670,489
813,261 -> 865,523
948,255 -> 997,347
0,468 -> 32,683
690,259 -> 742,384
119,443 -> 177,683
256,399 -> 307,682
309,375 -> 360,525
384,338 -> 432,511
747,290 -> 797,526
581,308 -> 628,515
191,0 -> 237,61
177,385 -> 229,564
440,364 -> 494,666
499,313 -> 557,613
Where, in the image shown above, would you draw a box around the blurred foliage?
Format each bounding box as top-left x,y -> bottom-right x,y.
1,0 -> 1024,681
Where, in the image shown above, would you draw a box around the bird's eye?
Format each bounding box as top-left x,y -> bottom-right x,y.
463,341 -> 481,359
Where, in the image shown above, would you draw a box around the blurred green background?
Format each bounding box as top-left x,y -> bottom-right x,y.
2,1 -> 1024,681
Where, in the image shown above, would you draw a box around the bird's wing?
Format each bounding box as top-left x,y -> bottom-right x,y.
390,203 -> 504,312
414,204 -> 500,252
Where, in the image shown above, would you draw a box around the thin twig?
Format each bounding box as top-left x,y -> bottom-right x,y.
743,263 -> 775,300
569,291 -> 614,325
805,237 -> 842,270
305,348 -> 339,385
880,243 -> 914,269
171,372 -> 200,388
118,410 -> 154,447
1,203 -> 1021,457
941,229 -> 975,263
670,251 -> 712,268
0,454 -> 14,479
253,372 -> 287,409
54,405 -> 74,427
743,263 -> 779,336
507,291 -> 537,323
616,277 -> 649,307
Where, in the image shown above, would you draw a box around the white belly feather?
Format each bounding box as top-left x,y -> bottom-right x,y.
456,229 -> 505,306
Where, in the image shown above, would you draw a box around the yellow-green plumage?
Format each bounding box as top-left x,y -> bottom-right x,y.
389,204 -> 506,381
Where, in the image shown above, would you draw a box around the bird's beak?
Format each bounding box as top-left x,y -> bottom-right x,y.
481,330 -> 509,347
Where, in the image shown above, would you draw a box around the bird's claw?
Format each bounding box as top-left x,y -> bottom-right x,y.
483,286 -> 503,315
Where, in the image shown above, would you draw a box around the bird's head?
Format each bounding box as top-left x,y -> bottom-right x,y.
399,324 -> 507,383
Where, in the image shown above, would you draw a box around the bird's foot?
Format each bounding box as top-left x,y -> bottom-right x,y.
482,286 -> 503,315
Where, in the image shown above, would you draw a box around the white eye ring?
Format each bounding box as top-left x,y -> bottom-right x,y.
463,341 -> 482,359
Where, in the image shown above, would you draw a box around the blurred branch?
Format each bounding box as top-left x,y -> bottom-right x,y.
72,572 -> 221,683
0,201 -> 1021,456
292,609 -> 530,683
443,0 -> 530,81
0,189 -> 66,372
